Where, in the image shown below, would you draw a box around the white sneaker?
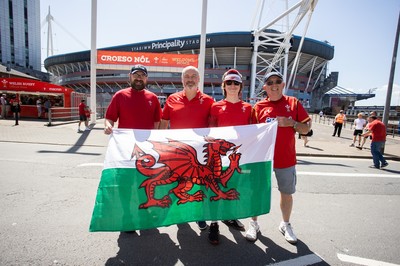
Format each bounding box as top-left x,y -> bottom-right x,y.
85,127 -> 91,131
245,220 -> 260,242
278,222 -> 297,244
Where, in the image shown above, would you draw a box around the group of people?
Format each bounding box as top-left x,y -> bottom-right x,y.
103,64 -> 311,246
335,110 -> 389,169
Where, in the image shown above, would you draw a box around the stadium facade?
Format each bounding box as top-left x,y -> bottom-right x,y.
44,30 -> 336,109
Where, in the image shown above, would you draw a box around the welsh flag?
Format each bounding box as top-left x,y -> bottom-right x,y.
89,122 -> 277,232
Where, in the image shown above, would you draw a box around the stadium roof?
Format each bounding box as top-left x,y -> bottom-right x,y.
325,86 -> 375,101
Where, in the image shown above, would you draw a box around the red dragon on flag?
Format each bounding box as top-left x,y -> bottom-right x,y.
132,137 -> 242,209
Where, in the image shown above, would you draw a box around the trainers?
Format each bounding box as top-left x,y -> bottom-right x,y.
279,222 -> 298,244
208,222 -> 219,245
381,162 -> 389,168
245,220 -> 260,242
77,129 -> 82,133
369,165 -> 380,169
349,143 -> 355,147
85,127 -> 91,131
356,146 -> 363,150
222,219 -> 245,231
196,221 -> 208,230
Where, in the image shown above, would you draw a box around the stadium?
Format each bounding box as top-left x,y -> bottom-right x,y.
43,30 -> 336,111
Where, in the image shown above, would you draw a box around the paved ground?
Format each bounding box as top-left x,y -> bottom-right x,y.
1,115 -> 399,161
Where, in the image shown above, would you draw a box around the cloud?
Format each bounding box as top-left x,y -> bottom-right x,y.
355,84 -> 400,107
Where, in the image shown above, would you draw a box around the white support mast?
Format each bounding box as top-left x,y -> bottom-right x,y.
250,0 -> 318,98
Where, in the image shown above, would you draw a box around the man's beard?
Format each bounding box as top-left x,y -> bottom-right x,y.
131,80 -> 146,91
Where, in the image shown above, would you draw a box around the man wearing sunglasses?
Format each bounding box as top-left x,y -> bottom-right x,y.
207,69 -> 252,245
245,72 -> 310,244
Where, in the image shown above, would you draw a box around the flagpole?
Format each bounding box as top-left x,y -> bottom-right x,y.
198,0 -> 208,93
382,10 -> 400,128
90,0 -> 97,124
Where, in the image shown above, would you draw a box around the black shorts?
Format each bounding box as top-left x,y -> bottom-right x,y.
79,114 -> 87,121
353,129 -> 363,136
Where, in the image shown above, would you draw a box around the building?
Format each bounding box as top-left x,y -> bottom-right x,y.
0,0 -> 47,80
44,30 -> 336,110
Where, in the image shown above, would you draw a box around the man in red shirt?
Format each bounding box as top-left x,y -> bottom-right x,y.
78,99 -> 90,132
361,115 -> 388,169
246,71 -> 310,244
159,66 -> 214,231
104,65 -> 162,134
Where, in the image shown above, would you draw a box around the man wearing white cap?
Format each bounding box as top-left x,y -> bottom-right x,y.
246,71 -> 310,244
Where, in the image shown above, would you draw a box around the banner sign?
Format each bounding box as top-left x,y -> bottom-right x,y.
97,50 -> 198,68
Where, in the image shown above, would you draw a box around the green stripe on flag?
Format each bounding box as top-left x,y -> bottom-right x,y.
90,161 -> 272,232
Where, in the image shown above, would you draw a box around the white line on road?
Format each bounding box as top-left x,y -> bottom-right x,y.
298,171 -> 400,179
268,253 -> 323,265
77,163 -> 103,167
337,253 -> 400,266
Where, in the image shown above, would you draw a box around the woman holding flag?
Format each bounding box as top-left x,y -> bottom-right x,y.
207,69 -> 253,245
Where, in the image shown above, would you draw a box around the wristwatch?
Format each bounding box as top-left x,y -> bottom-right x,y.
293,121 -> 298,129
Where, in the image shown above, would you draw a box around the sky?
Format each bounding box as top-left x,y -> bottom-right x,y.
39,0 -> 400,106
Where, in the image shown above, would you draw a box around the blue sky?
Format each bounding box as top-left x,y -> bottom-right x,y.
39,0 -> 400,106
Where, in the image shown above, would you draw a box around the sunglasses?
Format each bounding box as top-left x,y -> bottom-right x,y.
266,79 -> 283,86
225,80 -> 241,86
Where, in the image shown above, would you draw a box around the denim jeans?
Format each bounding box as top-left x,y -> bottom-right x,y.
370,141 -> 386,168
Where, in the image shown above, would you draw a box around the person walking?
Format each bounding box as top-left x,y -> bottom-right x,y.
78,100 -> 91,132
361,114 -> 388,169
10,95 -> 21,126
207,69 -> 251,245
350,113 -> 366,147
159,66 -> 214,231
104,64 -> 162,133
299,118 -> 312,147
1,94 -> 7,119
245,71 -> 310,244
332,110 -> 346,137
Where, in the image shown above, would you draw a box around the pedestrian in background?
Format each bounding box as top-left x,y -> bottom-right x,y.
350,113 -> 366,147
36,98 -> 42,119
1,93 -> 7,119
207,69 -> 251,245
361,114 -> 388,169
247,71 -> 310,244
159,65 -> 214,231
10,95 -> 21,126
332,110 -> 346,137
78,99 -> 91,132
104,64 -> 161,134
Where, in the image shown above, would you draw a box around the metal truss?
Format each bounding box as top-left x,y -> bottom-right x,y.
250,0 -> 319,98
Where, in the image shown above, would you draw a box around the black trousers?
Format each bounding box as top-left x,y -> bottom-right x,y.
333,123 -> 343,137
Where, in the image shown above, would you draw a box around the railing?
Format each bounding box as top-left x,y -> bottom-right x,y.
312,114 -> 400,137
46,107 -> 107,126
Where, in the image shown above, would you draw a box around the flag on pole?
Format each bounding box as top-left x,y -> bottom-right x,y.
89,122 -> 277,232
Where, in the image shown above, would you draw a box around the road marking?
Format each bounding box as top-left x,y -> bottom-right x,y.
298,171 -> 400,179
268,253 -> 323,265
337,253 -> 400,266
77,163 -> 103,167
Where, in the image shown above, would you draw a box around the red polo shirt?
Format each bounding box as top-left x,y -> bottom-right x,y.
209,100 -> 252,127
105,88 -> 161,129
162,89 -> 214,129
252,95 -> 310,169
